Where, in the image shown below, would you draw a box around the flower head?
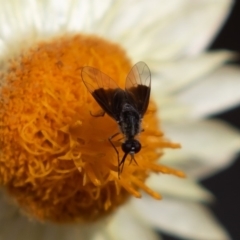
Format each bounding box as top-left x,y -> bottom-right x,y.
0,34 -> 183,223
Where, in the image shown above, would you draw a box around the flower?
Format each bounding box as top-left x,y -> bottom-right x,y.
0,0 -> 240,240
0,34 -> 184,223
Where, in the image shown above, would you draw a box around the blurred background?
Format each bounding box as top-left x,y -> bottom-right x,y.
164,2 -> 240,240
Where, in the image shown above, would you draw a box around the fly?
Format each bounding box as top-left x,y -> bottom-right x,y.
81,62 -> 151,176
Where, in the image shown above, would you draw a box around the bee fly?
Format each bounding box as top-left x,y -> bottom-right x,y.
81,62 -> 151,176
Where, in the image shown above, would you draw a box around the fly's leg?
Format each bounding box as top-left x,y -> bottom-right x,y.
90,110 -> 105,117
108,132 -> 121,177
119,152 -> 128,175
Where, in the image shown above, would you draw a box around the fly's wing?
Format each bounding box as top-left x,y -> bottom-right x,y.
125,62 -> 151,116
81,66 -> 126,120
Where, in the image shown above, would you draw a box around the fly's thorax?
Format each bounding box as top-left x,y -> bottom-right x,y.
119,103 -> 141,138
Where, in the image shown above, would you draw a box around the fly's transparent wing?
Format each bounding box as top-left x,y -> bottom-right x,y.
125,62 -> 151,116
81,66 -> 126,120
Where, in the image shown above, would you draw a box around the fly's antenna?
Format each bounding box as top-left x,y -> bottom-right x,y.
119,152 -> 129,177
129,153 -> 138,166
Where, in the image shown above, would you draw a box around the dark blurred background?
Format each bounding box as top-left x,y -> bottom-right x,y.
163,1 -> 240,240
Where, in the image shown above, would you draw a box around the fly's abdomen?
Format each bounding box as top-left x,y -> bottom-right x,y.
119,104 -> 141,138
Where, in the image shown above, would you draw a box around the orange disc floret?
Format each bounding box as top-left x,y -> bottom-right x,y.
0,34 -> 184,223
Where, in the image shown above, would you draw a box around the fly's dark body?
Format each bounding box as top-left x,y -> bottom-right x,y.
81,62 -> 151,175
119,103 -> 141,139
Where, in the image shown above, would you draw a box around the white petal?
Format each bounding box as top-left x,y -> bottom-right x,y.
152,52 -> 235,122
0,192 -> 106,240
161,120 -> 240,179
151,51 -> 235,96
177,65 -> 240,118
81,0 -> 234,63
155,97 -> 188,123
0,0 -> 233,65
121,0 -> 233,63
184,0 -> 233,55
0,0 -> 112,57
106,206 -> 161,240
146,174 -> 214,202
91,231 -> 110,240
130,196 -> 230,240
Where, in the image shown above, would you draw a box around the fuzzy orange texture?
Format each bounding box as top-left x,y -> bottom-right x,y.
0,35 -> 184,223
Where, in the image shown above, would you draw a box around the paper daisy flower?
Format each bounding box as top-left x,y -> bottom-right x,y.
0,0 -> 239,240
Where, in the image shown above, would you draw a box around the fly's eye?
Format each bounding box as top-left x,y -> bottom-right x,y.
134,140 -> 141,153
122,140 -> 141,154
121,141 -> 132,153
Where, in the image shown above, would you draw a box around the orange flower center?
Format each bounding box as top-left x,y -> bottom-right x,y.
0,34 -> 184,223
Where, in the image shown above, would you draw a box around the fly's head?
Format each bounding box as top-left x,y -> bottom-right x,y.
121,139 -> 141,155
